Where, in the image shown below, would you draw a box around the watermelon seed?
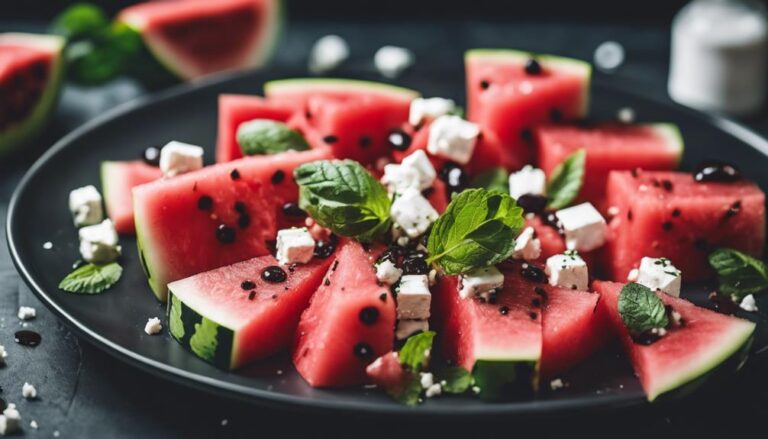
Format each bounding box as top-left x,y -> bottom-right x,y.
272,294 -> 278,299
248,291 -> 256,300
387,129 -> 412,151
324,278 -> 331,286
521,265 -> 546,283
661,180 -> 674,192
421,187 -> 435,198
672,208 -> 681,218
359,307 -> 380,325
323,135 -> 338,144
499,305 -> 510,315
627,210 -> 633,221
662,221 -> 673,231
230,169 -> 241,180
534,287 -> 548,301
305,110 -> 312,119
289,264 -> 297,273
524,58 -> 542,75
517,194 -> 548,215
234,201 -> 247,214
722,200 -> 742,222
353,342 -> 374,360
238,214 -> 251,229
271,170 -> 285,184
262,266 -> 287,283
331,260 -> 339,271
197,195 -> 213,211
529,312 -> 538,320
358,136 -> 372,149
216,225 -> 236,243
549,108 -> 563,123
282,202 -> 306,218
531,298 -> 541,307
379,293 -> 388,302
480,80 -> 490,90
241,280 -> 255,290
520,128 -> 534,143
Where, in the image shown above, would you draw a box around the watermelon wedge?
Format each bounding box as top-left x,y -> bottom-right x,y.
604,170 -> 766,281
537,123 -> 683,212
0,33 -> 65,155
594,281 -> 755,401
101,160 -> 162,234
465,49 -> 591,169
118,0 -> 282,80
167,253 -> 333,369
293,241 -> 396,387
134,148 -> 331,301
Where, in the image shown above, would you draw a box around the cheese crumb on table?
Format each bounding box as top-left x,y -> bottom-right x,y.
17,307 -> 36,321
309,35 -> 349,74
159,141 -> 204,178
555,202 -> 607,252
374,45 -> 414,79
68,185 -> 104,227
144,317 -> 163,335
0,403 -> 21,435
22,382 -> 37,400
426,115 -> 480,165
545,251 -> 589,291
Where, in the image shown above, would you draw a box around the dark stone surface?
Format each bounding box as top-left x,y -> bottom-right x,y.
1,19 -> 768,438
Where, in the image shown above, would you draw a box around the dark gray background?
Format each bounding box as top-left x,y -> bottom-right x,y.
2,11 -> 768,439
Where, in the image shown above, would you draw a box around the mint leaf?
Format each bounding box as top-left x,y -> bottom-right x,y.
709,248 -> 768,300
237,119 -> 309,155
389,374 -> 423,406
51,3 -> 108,40
399,331 -> 435,371
65,23 -> 142,85
295,160 -> 392,242
471,167 -> 508,193
58,262 -> 122,294
546,149 -> 585,209
427,189 -> 524,274
437,367 -> 473,394
618,282 -> 668,335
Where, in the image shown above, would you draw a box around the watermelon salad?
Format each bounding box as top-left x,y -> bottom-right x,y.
58,49 -> 766,406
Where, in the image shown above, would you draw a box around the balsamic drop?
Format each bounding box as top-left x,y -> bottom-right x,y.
142,146 -> 162,166
14,330 -> 41,347
524,58 -> 542,75
271,170 -> 285,184
402,257 -> 429,275
282,202 -> 306,218
197,195 -> 213,211
261,266 -> 288,283
387,129 -> 412,151
517,194 -> 548,215
314,236 -> 338,259
693,161 -> 741,183
440,162 -> 468,194
521,265 -> 546,283
359,307 -> 380,325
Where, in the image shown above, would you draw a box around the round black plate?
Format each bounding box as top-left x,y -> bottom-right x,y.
7,67 -> 768,416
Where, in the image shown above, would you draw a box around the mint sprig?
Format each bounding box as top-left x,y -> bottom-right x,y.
470,167 -> 509,193
237,119 -> 309,155
427,189 -> 524,274
294,160 -> 392,242
546,149 -> 585,209
709,248 -> 768,300
58,262 -> 123,294
618,282 -> 668,335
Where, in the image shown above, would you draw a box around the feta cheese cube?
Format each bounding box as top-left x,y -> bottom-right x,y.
308,35 -> 349,74
0,345 -> 7,366
512,226 -> 542,261
374,45 -> 414,79
78,219 -> 121,263
390,188 -> 439,239
22,383 -> 36,400
0,404 -> 21,435
395,319 -> 429,340
458,266 -> 504,299
17,306 -> 35,321
382,164 -> 421,194
740,294 -> 758,312
555,202 -> 607,252
409,97 -> 456,126
375,259 -> 403,285
400,150 -> 437,190
276,228 -> 316,265
426,115 -> 480,165
545,251 -> 589,290
144,317 -> 163,335
508,166 -> 547,200
635,257 -> 682,297
159,141 -> 204,178
68,185 -> 103,227
30,420 -> 38,430
396,274 -> 431,319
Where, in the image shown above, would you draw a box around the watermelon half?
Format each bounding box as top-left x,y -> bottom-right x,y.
101,160 -> 162,234
0,33 -> 65,155
594,281 -> 755,401
168,253 -> 333,369
134,148 -> 331,301
118,0 -> 282,80
465,49 -> 591,169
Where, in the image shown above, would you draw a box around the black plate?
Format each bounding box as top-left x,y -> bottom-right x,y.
7,67 -> 768,416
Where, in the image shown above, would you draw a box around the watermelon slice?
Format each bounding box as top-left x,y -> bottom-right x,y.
134,148 -> 331,301
118,0 -> 282,80
537,123 -> 683,212
293,241 -> 396,387
604,170 -> 766,281
101,160 -> 162,234
167,253 -> 333,369
465,49 -> 591,169
264,78 -> 419,163
0,33 -> 65,155
524,216 -> 596,267
593,281 -> 755,401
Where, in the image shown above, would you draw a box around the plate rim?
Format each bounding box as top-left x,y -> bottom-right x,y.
7,68 -> 768,416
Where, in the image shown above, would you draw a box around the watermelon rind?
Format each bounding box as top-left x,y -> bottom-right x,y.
0,33 -> 65,155
473,360 -> 538,401
465,48 -> 592,116
649,123 -> 685,164
263,78 -> 420,102
167,292 -> 237,369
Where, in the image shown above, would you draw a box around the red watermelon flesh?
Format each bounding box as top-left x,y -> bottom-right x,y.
215,94 -> 298,163
293,241 -> 396,388
465,49 -> 591,169
366,352 -> 409,394
134,148 -> 331,301
118,0 -> 281,80
537,123 -> 683,212
167,253 -> 334,369
101,160 -> 162,234
603,170 -> 765,281
524,216 -> 596,267
593,281 -> 755,401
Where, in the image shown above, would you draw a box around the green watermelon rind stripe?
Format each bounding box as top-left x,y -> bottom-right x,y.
263,78 -> 420,101
649,123 -> 685,164
134,209 -> 166,301
472,359 -> 538,400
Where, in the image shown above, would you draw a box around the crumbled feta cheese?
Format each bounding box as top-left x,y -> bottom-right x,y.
308,35 -> 349,74
400,150 -> 437,189
375,259 -> 403,285
0,403 -> 21,435
512,226 -> 542,261
508,166 -> 547,199
0,345 -> 7,366
425,383 -> 442,398
276,228 -> 316,265
428,269 -> 437,286
68,185 -> 104,227
78,219 -> 121,263
382,164 -> 421,194
390,188 -> 439,239
426,115 -> 480,165
555,202 -> 607,252
395,319 -> 429,340
374,45 -> 414,79
144,317 -> 163,335
42,241 -> 53,250
635,257 -> 682,297
471,386 -> 481,395
458,266 -> 503,299
627,268 -> 639,282
29,420 -> 38,430
420,372 -> 434,389
22,383 -> 36,400
17,307 -> 35,321
545,251 -> 589,290
550,378 -> 564,390
740,294 -> 759,312
409,97 -> 456,126
396,275 -> 431,319
159,141 -> 204,178
617,107 -> 635,123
